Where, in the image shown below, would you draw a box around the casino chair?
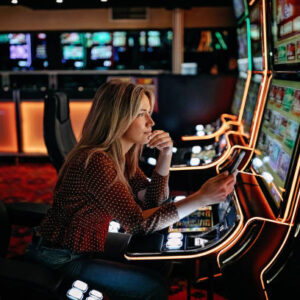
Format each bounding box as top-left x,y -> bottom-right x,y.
43,91 -> 77,173
0,200 -> 68,300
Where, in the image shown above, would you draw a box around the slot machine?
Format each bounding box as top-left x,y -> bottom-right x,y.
124,2 -> 299,299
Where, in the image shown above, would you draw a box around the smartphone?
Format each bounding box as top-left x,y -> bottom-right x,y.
227,150 -> 246,174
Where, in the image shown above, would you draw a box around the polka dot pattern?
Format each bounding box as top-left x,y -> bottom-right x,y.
40,149 -> 179,253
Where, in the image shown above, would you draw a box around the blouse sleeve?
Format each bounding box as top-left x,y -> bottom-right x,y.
84,153 -> 179,235
129,167 -> 170,209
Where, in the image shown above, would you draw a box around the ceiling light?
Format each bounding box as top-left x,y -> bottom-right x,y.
56,0 -> 63,3
100,0 -> 108,2
11,0 -> 18,4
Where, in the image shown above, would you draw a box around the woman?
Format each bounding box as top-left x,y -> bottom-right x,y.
26,80 -> 236,299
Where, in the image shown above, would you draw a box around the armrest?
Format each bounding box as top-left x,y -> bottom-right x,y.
5,203 -> 50,227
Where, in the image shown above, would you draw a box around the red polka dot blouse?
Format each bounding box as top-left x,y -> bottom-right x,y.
40,149 -> 179,253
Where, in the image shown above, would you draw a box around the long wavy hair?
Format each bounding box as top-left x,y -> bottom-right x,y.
59,80 -> 154,188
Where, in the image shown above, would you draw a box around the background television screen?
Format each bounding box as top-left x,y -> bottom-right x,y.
233,0 -> 246,20
242,74 -> 262,135
62,45 -> 84,60
8,33 -> 26,44
90,45 -> 112,60
92,32 -> 111,45
231,76 -> 246,116
253,78 -> 300,209
9,44 -> 28,59
148,31 -> 161,47
113,31 -> 126,47
61,32 -> 82,44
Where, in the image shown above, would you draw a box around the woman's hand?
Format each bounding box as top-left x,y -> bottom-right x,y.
195,171 -> 237,206
147,130 -> 173,156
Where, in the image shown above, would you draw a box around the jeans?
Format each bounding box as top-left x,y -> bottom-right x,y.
25,237 -> 170,300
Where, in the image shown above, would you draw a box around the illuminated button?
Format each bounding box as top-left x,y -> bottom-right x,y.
253,157 -> 263,168
194,238 -> 208,247
89,290 -> 104,299
195,124 -> 204,131
72,280 -> 88,292
190,157 -> 200,166
166,239 -> 183,250
66,288 -> 83,300
262,172 -> 273,183
192,146 -> 201,154
167,232 -> 183,240
196,130 -> 205,136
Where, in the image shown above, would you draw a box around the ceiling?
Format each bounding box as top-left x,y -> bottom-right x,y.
1,0 -> 233,10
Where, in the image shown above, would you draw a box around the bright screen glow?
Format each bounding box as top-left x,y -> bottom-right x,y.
253,79 -> 300,208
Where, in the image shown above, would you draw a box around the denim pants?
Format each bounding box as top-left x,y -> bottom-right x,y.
25,237 -> 170,300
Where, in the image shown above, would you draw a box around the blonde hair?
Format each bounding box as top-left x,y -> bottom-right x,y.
60,80 -> 154,188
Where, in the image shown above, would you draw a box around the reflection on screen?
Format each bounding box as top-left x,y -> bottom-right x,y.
242,74 -> 262,135
272,0 -> 300,66
253,79 -> 300,208
233,0 -> 246,20
250,1 -> 263,70
169,207 -> 213,233
237,23 -> 249,73
231,76 -> 247,116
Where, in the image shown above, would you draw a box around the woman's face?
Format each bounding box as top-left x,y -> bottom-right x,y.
122,94 -> 155,147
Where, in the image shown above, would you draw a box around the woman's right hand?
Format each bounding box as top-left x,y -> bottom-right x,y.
195,171 -> 237,206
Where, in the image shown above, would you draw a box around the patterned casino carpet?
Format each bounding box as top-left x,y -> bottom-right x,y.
0,163 -> 227,300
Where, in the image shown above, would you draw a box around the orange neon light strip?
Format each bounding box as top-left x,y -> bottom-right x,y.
0,102 -> 18,153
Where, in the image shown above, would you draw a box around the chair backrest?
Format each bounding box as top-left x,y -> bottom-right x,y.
43,91 -> 77,172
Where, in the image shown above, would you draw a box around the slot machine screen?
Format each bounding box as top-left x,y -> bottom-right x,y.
253,79 -> 300,210
92,32 -> 111,45
231,75 -> 247,116
60,32 -> 86,69
113,31 -> 126,47
250,1 -> 263,71
237,23 -> 250,73
8,33 -> 31,69
90,45 -> 112,60
272,0 -> 300,69
242,74 -> 262,135
169,206 -> 213,233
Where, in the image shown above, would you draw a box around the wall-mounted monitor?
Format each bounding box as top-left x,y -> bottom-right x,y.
8,33 -> 26,44
9,44 -> 29,60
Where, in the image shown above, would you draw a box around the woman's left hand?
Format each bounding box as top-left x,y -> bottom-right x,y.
147,130 -> 173,156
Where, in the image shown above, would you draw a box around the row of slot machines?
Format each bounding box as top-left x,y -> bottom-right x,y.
127,1 -> 300,299
0,76 -> 157,155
